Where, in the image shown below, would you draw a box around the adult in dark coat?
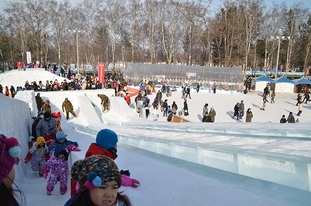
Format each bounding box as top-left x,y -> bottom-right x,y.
280,115 -> 287,123
239,100 -> 245,119
232,102 -> 240,120
10,86 -> 16,98
35,93 -> 44,112
183,99 -> 189,116
287,112 -> 295,123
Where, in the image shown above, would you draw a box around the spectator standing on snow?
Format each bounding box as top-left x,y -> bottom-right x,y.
209,107 -> 216,122
232,102 -> 240,119
183,99 -> 189,116
62,97 -> 77,119
4,86 -> 9,96
239,100 -> 245,119
162,99 -> 168,116
263,86 -> 269,97
10,86 -> 16,98
213,83 -> 217,94
287,112 -> 295,123
185,85 -> 191,99
171,101 -> 178,115
156,90 -> 162,106
35,93 -> 44,112
245,108 -> 253,122
302,91 -> 310,103
196,83 -> 200,93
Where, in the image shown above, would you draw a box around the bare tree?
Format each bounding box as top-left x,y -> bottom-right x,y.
5,2 -> 29,63
48,0 -> 71,65
239,0 -> 263,70
159,0 -> 183,64
145,0 -> 161,63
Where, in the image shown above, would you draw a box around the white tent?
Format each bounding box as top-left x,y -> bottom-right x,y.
254,75 -> 275,92
271,76 -> 295,93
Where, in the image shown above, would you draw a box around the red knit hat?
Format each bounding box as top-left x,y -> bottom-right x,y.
0,134 -> 21,184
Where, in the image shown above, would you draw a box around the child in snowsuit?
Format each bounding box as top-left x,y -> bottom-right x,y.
24,136 -> 50,177
49,131 -> 79,155
70,129 -> 140,196
42,145 -> 69,195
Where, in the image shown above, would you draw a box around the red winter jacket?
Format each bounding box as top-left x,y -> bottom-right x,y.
85,143 -> 117,159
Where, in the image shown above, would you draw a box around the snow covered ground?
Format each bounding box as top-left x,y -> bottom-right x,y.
1,69 -> 311,206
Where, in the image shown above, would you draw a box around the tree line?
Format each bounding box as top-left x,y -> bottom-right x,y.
0,0 -> 310,74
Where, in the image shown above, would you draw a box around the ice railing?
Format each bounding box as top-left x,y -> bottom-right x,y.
76,122 -> 311,192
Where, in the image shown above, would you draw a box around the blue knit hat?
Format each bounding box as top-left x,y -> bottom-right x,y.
96,129 -> 118,149
54,144 -> 67,157
56,131 -> 67,141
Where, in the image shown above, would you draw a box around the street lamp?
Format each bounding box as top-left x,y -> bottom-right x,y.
68,29 -> 85,76
274,36 -> 290,79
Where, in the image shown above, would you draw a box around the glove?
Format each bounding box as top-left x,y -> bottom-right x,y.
121,174 -> 140,188
67,144 -> 81,152
120,170 -> 130,177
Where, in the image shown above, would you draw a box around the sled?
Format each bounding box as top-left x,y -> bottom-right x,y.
170,115 -> 190,123
126,87 -> 141,97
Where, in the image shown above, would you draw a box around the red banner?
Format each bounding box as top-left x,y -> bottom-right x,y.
98,63 -> 106,83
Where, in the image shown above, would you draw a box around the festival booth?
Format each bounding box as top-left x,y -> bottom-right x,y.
254,75 -> 275,91
270,76 -> 295,93
294,77 -> 311,85
294,77 -> 311,93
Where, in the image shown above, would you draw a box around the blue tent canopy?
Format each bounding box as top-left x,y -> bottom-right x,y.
255,75 -> 275,82
294,77 -> 311,85
275,76 -> 295,84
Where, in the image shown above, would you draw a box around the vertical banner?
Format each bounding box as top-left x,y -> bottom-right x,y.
98,62 -> 106,83
26,51 -> 32,64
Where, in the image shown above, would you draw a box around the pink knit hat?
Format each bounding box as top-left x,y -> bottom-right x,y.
0,134 -> 21,184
